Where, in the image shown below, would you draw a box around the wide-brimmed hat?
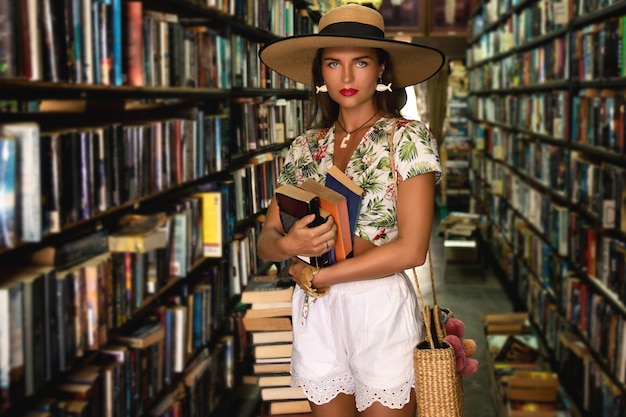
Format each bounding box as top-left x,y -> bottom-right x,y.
259,4 -> 445,88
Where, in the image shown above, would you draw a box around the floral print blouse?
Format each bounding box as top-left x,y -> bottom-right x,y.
278,117 -> 442,246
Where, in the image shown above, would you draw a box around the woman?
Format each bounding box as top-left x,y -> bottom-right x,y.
256,4 -> 444,417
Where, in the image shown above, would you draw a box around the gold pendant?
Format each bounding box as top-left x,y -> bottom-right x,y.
340,132 -> 350,148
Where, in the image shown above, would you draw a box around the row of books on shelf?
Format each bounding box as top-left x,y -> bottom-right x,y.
570,90 -> 626,153
0,96 -> 308,249
0,111 -> 228,245
570,155 -> 624,225
497,194 -> 626,309
0,0 -> 127,85
556,328 -> 625,417
560,275 -> 625,385
469,6 -> 624,78
0,0 -> 310,89
475,34 -> 569,90
474,87 -> 626,155
500,146 -> 623,231
476,149 -> 626,235
471,18 -> 626,92
472,0 -> 568,47
230,152 -> 282,223
0,247 -> 240,416
569,16 -> 626,81
191,0 -> 311,40
487,0 -> 613,30
491,131 -> 569,197
230,98 -> 309,155
469,92 -> 569,142
31,329 -> 234,417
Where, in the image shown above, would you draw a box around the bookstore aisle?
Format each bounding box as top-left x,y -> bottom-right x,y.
413,222 -> 513,417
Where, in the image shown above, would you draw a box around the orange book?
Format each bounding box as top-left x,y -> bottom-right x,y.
123,1 -> 144,86
299,179 -> 352,261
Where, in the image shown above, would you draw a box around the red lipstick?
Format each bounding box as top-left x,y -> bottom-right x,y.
340,88 -> 358,96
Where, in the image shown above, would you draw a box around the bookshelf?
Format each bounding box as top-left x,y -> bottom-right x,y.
441,94 -> 471,212
467,0 -> 626,416
0,0 -> 313,416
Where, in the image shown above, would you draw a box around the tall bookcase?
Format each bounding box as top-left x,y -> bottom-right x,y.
467,0 -> 626,415
0,0 -> 312,416
441,94 -> 471,212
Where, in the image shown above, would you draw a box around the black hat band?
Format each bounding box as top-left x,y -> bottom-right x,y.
319,22 -> 385,39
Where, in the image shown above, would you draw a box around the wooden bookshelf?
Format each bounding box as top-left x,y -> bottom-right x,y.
468,1 -> 626,416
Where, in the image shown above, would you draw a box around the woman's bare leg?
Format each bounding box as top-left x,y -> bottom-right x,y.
359,389 -> 416,417
310,393 -> 358,417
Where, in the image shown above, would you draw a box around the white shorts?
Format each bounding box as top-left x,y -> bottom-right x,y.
290,272 -> 423,412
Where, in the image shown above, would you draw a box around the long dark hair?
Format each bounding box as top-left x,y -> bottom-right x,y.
309,48 -> 405,129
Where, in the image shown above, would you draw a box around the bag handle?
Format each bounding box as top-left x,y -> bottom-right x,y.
388,119 -> 443,349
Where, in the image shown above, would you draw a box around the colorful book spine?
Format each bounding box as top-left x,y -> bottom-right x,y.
0,0 -> 15,78
0,137 -> 16,249
111,0 -> 122,85
194,191 -> 223,258
124,1 -> 144,86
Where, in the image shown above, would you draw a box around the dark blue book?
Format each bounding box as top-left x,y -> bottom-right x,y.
192,290 -> 203,349
163,307 -> 174,386
325,165 -> 364,240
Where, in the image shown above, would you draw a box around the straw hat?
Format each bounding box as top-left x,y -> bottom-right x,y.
259,4 -> 445,88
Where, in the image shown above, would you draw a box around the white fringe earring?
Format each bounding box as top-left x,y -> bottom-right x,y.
376,78 -> 392,92
316,84 -> 328,94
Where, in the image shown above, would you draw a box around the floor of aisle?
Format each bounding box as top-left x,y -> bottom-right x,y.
410,225 -> 514,417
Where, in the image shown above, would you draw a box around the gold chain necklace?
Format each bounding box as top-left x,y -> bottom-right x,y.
336,112 -> 379,148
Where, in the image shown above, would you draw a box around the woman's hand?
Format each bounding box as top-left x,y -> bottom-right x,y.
282,213 -> 337,258
257,199 -> 337,262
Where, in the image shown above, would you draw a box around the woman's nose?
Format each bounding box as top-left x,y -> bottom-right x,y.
342,66 -> 353,82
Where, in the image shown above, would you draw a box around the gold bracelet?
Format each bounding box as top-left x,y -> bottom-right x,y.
300,266 -> 329,298
301,266 -> 320,284
310,266 -> 321,287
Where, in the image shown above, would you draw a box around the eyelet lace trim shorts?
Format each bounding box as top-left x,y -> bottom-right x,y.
290,272 -> 423,412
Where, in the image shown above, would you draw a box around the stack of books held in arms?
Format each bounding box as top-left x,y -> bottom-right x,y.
274,166 -> 364,269
241,272 -> 311,415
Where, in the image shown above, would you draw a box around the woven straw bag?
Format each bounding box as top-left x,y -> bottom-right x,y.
388,119 -> 464,416
411,254 -> 464,417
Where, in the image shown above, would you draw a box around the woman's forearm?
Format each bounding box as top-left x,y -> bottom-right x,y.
312,235 -> 428,288
256,229 -> 293,262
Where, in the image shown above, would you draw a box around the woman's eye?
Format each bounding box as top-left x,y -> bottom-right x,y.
356,61 -> 367,67
328,62 -> 339,68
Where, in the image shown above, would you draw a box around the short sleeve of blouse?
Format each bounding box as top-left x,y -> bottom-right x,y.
393,119 -> 443,184
278,138 -> 300,186
278,129 -> 329,187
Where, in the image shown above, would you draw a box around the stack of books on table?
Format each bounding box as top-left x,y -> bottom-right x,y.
241,273 -> 312,415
